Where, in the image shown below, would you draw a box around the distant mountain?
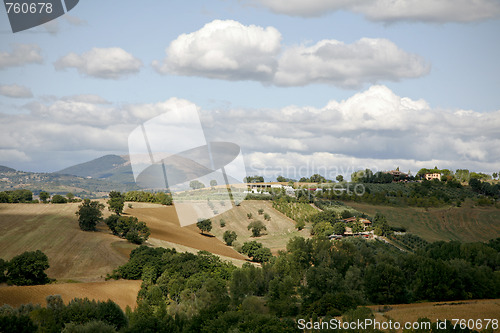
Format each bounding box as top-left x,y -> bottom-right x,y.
0,165 -> 16,173
56,154 -> 136,184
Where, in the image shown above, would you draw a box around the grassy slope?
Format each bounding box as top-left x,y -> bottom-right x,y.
210,200 -> 311,254
0,202 -> 136,282
346,200 -> 500,242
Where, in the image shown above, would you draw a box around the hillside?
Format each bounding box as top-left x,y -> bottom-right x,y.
347,200 -> 500,242
122,202 -> 248,262
0,202 -> 136,282
0,165 -> 15,173
209,200 -> 311,253
57,154 -> 135,184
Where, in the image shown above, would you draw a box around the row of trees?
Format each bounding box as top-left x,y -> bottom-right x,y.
0,295 -> 127,332
75,194 -> 150,244
0,189 -> 82,204
0,189 -> 32,203
124,190 -> 173,205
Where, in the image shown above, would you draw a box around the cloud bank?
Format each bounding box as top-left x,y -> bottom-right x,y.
251,0 -> 500,22
2,86 -> 498,175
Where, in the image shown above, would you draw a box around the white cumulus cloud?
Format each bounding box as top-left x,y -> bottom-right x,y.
55,47 -> 142,79
154,20 -> 429,88
0,44 -> 43,69
153,20 -> 282,81
274,38 -> 429,88
0,84 -> 33,98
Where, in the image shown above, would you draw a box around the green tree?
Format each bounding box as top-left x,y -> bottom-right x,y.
276,175 -> 287,182
6,250 -> 50,286
223,230 -> 237,246
210,180 -> 217,187
247,220 -> 267,237
66,192 -> 75,202
252,247 -> 272,263
51,194 -> 67,204
310,174 -> 327,183
333,222 -> 346,235
39,191 -> 50,203
240,241 -> 263,258
76,199 -> 104,231
258,208 -> 264,215
493,172 -> 498,179
336,175 -> 344,182
196,219 -> 212,234
189,180 -> 205,190
0,258 -> 7,283
107,191 -> 124,215
244,175 -> 264,183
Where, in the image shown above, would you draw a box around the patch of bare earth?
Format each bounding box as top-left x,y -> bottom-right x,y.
0,280 -> 141,310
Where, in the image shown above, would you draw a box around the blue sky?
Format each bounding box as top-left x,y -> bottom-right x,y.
1,0 -> 500,179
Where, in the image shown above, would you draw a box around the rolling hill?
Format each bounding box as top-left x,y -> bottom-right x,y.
57,154 -> 135,184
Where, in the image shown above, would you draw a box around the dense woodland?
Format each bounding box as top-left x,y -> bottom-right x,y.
2,236 -> 498,332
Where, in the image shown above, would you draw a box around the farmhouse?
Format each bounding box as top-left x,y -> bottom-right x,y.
425,173 -> 441,181
342,216 -> 372,230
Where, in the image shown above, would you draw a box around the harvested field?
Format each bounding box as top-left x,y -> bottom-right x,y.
123,203 -> 247,260
0,203 -> 135,282
0,280 -> 141,310
368,299 -> 500,332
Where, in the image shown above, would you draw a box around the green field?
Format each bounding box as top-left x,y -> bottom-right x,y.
347,200 -> 500,242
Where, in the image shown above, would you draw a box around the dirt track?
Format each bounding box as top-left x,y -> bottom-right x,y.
0,280 -> 141,310
124,203 -> 247,260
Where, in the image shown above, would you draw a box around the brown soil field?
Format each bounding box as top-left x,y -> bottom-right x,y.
208,200 -> 311,254
367,299 -> 500,332
0,203 -> 135,282
0,280 -> 141,310
123,203 -> 247,260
